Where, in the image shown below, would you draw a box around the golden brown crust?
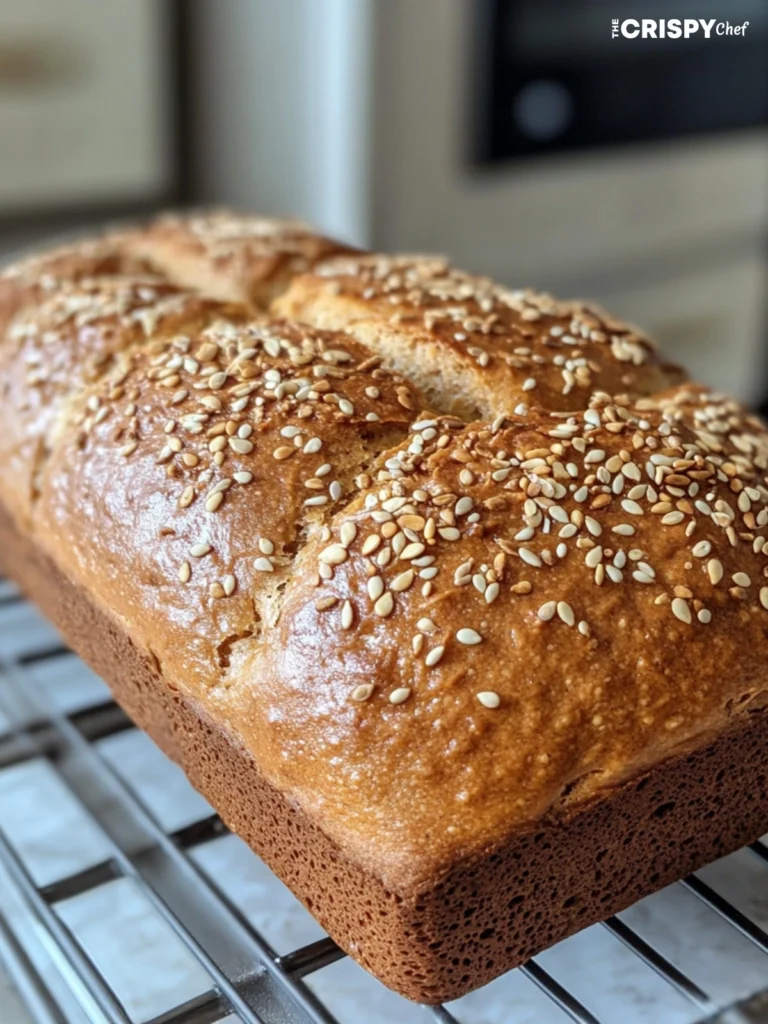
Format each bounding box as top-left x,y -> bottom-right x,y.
273,254 -> 685,419
122,209 -> 358,308
4,215 -> 768,1002
4,496 -> 768,1004
0,232 -> 153,337
0,274 -> 236,530
36,315 -> 424,696
253,386 -> 768,889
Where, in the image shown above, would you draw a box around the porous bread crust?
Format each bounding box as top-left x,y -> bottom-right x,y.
121,209 -> 357,308
3,497 -> 768,1004
5,213 -> 768,1002
272,254 -> 685,419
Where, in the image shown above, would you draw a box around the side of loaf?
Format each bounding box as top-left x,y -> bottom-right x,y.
2,212 -> 768,1004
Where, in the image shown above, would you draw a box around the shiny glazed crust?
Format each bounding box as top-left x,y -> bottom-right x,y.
4,500 -> 768,1003
3,212 -> 768,1002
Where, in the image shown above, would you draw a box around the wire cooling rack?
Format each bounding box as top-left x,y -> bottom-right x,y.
1,581 -> 768,1024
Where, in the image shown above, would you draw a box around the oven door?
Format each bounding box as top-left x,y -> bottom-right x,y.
476,0 -> 768,162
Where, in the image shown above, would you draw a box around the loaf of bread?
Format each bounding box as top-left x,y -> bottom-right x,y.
3,213 -> 768,1004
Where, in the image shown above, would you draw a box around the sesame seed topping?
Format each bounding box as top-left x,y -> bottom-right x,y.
229,437 -> 254,454
671,597 -> 692,624
537,601 -> 556,621
456,628 -> 482,645
206,492 -> 224,513
351,683 -> 374,701
388,687 -> 411,704
319,544 -> 348,565
425,645 -> 445,667
477,691 -> 501,709
707,559 -> 724,585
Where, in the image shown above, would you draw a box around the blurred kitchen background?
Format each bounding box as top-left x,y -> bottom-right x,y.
0,0 -> 767,404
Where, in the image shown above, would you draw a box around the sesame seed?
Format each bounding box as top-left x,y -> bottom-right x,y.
425,645 -> 445,667
633,571 -> 654,584
621,499 -> 644,516
456,628 -> 482,645
400,542 -> 425,560
273,446 -> 294,460
522,378 -> 537,391
229,437 -> 254,454
258,538 -> 274,555
178,561 -> 191,583
519,548 -> 542,568
538,601 -> 556,621
388,687 -> 411,704
760,587 -> 768,610
692,541 -> 712,558
341,600 -> 354,629
391,569 -> 415,592
585,546 -> 603,568
374,592 -> 395,617
707,559 -> 724,585
662,511 -> 684,525
222,574 -> 236,596
206,492 -> 224,513
319,544 -> 348,565
733,572 -> 751,587
477,691 -> 500,709
671,597 -> 692,624
190,543 -> 211,558
612,524 -> 635,536
351,683 -> 374,702
557,601 -> 574,626
253,557 -> 274,572
340,522 -> 357,548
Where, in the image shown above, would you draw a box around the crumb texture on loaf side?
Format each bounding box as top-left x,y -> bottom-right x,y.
273,253 -> 685,420
6,210 -> 768,1002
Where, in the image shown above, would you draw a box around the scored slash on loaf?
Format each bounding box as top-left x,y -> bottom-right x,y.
2,210 -> 768,1003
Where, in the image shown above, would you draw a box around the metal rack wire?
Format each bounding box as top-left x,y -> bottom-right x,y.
1,581 -> 768,1024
